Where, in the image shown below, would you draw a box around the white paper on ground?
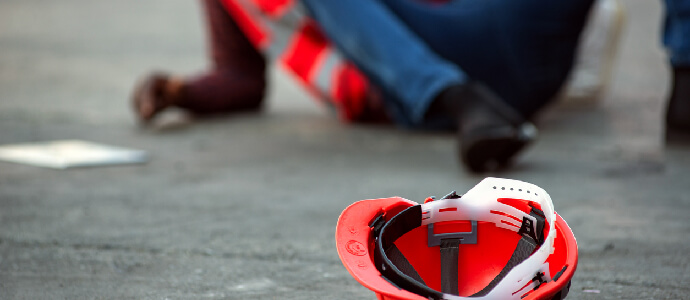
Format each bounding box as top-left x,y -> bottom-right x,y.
0,140 -> 149,169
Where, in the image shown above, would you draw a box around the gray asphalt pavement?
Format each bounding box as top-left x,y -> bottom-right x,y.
1,0 -> 688,299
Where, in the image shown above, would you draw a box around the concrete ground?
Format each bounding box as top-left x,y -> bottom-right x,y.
1,0 -> 688,299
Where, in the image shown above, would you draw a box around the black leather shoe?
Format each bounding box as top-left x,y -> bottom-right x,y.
457,83 -> 538,173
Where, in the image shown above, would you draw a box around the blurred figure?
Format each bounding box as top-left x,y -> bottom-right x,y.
134,0 -> 594,172
132,0 -> 267,122
562,0 -> 625,103
296,0 -> 594,173
133,0 -> 689,172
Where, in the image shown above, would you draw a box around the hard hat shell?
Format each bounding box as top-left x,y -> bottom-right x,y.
335,179 -> 578,300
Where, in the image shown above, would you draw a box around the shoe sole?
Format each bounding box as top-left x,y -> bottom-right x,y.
461,123 -> 537,173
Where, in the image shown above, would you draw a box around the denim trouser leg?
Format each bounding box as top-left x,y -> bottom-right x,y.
300,0 -> 467,127
664,0 -> 690,67
376,0 -> 593,119
301,0 -> 593,126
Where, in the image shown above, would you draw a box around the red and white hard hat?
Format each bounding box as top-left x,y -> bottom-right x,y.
336,177 -> 578,300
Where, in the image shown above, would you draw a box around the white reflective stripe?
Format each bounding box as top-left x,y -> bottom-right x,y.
312,49 -> 344,97
275,1 -> 307,29
267,2 -> 308,59
231,0 -> 307,60
229,0 -> 345,104
265,21 -> 293,59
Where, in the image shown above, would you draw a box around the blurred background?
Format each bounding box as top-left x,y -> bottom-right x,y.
1,0 -> 688,299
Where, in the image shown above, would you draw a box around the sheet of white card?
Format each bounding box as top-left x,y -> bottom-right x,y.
0,140 -> 149,169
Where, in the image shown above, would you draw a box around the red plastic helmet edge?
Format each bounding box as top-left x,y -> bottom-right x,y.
336,198 -> 579,300
336,197 -> 426,300
524,213 -> 579,300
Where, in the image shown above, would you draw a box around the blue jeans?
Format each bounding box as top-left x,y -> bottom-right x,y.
301,0 -> 593,128
664,0 -> 690,67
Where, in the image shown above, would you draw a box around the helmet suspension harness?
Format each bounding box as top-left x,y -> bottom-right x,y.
336,178 -> 578,300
